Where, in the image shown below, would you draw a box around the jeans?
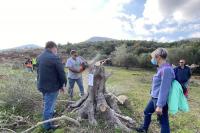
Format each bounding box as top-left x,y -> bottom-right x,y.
68,78 -> 84,98
26,67 -> 33,72
142,98 -> 170,133
42,91 -> 59,130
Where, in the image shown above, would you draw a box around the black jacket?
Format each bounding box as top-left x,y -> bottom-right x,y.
37,49 -> 67,93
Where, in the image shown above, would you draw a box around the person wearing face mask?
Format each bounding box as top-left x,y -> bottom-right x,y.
66,50 -> 87,100
37,41 -> 67,131
136,48 -> 175,133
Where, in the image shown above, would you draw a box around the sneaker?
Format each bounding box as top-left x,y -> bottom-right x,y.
135,127 -> 147,133
48,124 -> 59,131
79,93 -> 84,97
44,124 -> 59,131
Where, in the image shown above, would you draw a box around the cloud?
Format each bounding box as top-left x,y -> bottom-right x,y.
189,32 -> 200,38
158,0 -> 200,22
0,0 -> 199,49
0,0 -> 135,49
150,26 -> 177,34
141,0 -> 200,25
143,0 -> 164,24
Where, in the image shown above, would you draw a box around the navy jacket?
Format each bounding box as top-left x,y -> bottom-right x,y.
174,66 -> 191,84
37,49 -> 67,93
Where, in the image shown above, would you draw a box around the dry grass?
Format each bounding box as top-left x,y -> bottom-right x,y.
0,65 -> 200,133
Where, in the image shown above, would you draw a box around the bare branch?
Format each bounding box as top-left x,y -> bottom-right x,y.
22,115 -> 80,133
0,128 -> 16,133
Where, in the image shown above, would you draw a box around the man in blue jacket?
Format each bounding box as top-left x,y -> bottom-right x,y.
174,59 -> 191,97
37,41 -> 67,130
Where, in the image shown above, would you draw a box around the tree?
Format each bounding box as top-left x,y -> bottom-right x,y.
111,44 -> 128,66
66,65 -> 135,132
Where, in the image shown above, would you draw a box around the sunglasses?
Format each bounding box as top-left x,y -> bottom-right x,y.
179,62 -> 184,63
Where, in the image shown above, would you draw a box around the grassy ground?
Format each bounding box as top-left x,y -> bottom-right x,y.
0,65 -> 200,133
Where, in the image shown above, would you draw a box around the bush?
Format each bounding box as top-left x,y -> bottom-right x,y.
138,54 -> 153,68
0,70 -> 42,115
111,44 -> 128,67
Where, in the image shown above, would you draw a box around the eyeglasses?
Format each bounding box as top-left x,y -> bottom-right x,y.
179,62 -> 184,63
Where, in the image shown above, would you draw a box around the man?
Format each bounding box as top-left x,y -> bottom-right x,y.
66,50 -> 87,100
25,58 -> 33,72
32,57 -> 37,71
174,59 -> 191,97
37,41 -> 67,130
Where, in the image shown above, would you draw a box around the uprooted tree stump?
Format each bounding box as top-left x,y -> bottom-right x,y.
66,65 -> 135,132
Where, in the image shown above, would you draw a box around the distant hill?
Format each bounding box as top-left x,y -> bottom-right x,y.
183,38 -> 200,42
14,44 -> 42,49
85,36 -> 116,42
0,44 -> 42,52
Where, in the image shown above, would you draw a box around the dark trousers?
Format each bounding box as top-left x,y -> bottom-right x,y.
143,98 -> 170,133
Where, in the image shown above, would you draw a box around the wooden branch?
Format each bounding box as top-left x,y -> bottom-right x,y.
57,100 -> 75,103
69,93 -> 88,108
106,92 -> 120,103
114,112 -> 135,124
109,109 -> 132,133
0,128 -> 16,133
22,115 -> 80,133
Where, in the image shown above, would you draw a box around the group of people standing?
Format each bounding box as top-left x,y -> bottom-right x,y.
36,41 -> 191,132
136,48 -> 191,133
36,41 -> 86,130
24,57 -> 37,72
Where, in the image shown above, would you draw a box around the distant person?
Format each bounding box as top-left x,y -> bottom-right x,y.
65,50 -> 88,100
25,58 -> 33,72
37,41 -> 67,131
32,57 -> 37,71
136,48 -> 175,133
174,59 -> 191,98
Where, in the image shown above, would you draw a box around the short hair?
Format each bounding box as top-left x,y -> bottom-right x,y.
45,41 -> 57,49
70,50 -> 77,55
151,48 -> 168,59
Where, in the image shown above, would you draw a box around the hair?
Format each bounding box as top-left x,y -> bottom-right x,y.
45,41 -> 57,49
151,48 -> 168,59
70,50 -> 77,55
179,59 -> 186,63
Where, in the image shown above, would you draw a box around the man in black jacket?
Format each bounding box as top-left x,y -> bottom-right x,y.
37,41 -> 67,130
174,59 -> 191,97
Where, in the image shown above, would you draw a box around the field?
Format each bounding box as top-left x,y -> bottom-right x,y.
0,64 -> 200,133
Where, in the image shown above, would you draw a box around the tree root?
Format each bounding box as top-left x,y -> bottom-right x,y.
66,65 -> 135,132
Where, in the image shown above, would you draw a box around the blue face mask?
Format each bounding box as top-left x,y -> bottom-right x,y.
151,58 -> 157,65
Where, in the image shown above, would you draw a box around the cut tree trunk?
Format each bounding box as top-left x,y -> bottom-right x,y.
66,65 -> 135,132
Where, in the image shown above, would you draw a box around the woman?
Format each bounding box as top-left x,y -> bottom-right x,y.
136,48 -> 175,133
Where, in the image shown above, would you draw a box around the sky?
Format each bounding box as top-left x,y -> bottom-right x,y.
0,0 -> 200,49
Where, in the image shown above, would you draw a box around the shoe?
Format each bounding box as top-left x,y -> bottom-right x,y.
49,124 -> 59,130
135,127 -> 147,133
79,93 -> 84,97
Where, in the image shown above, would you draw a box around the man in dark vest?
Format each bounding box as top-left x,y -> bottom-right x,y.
37,41 -> 67,130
